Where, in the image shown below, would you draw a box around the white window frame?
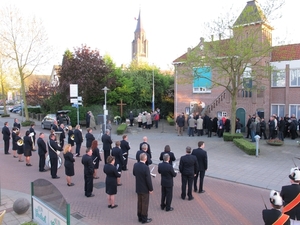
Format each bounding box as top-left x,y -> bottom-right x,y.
289,104 -> 300,119
271,69 -> 286,87
271,104 -> 285,118
290,68 -> 300,87
193,67 -> 212,94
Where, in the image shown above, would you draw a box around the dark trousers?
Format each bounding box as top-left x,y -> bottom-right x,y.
194,170 -> 205,192
197,129 -> 203,136
130,119 -> 133,126
181,174 -> 193,199
4,139 -> 9,154
137,193 -> 149,222
39,154 -> 45,171
260,129 -> 267,139
84,174 -> 93,197
207,130 -> 212,137
188,127 -> 194,136
50,157 -> 58,178
75,142 -> 81,155
246,127 -> 251,138
104,150 -> 110,164
155,120 -> 158,128
60,140 -> 64,149
161,186 -> 173,210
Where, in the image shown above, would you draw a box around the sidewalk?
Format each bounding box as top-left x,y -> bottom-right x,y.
0,114 -> 299,224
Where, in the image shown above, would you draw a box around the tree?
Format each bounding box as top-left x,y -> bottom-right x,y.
26,80 -> 54,105
0,5 -> 52,121
182,0 -> 283,134
58,45 -> 113,106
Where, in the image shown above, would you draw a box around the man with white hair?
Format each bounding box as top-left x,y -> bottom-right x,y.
280,167 -> 300,224
262,190 -> 290,225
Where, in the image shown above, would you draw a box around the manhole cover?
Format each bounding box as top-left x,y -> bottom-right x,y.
71,212 -> 85,220
94,181 -> 105,189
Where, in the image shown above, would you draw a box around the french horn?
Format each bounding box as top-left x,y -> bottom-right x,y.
17,139 -> 24,146
70,134 -> 75,140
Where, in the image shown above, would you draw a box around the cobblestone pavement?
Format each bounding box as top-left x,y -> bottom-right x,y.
0,114 -> 299,224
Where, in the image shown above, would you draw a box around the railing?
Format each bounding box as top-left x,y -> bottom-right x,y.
206,90 -> 227,114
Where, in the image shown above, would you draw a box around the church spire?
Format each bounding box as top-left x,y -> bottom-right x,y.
132,9 -> 148,64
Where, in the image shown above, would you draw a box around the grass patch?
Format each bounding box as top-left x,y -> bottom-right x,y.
1,114 -> 10,117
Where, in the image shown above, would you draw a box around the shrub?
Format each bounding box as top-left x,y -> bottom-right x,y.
233,138 -> 259,155
21,120 -> 35,127
1,114 -> 10,117
223,132 -> 244,141
166,116 -> 175,126
266,138 -> 284,146
116,124 -> 127,135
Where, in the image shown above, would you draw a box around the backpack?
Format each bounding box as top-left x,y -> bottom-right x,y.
154,114 -> 159,121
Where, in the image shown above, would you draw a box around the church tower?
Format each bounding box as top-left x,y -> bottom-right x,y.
132,9 -> 148,64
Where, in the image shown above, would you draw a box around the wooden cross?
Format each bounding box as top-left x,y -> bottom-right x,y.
117,99 -> 127,117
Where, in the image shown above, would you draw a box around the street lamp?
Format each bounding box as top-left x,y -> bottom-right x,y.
102,86 -> 109,133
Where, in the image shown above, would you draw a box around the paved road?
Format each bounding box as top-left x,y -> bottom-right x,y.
0,114 -> 299,224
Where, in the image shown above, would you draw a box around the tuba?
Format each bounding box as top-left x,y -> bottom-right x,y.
17,139 -> 24,146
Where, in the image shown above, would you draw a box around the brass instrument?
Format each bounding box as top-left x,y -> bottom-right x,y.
70,134 -> 75,141
17,139 -> 24,146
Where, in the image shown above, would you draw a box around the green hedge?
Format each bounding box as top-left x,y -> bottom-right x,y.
223,132 -> 244,141
1,114 -> 10,117
233,138 -> 259,155
167,117 -> 175,126
117,124 -> 127,135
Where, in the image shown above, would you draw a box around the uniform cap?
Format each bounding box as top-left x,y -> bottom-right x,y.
289,167 -> 300,181
269,190 -> 283,206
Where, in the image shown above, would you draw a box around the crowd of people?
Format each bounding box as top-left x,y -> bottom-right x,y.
175,112 -> 300,142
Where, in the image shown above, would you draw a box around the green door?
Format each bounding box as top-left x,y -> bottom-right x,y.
236,108 -> 246,132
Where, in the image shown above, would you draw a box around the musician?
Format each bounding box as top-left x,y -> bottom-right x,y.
2,121 -> 11,154
81,148 -> 94,197
37,133 -> 47,172
111,141 -> 124,186
29,123 -> 36,150
136,144 -> 152,166
24,130 -> 33,166
159,145 -> 176,166
262,190 -> 290,225
139,136 -> 152,159
74,125 -> 83,157
120,134 -> 130,171
280,167 -> 300,224
58,123 -> 65,148
102,129 -> 112,164
51,120 -> 59,132
85,128 -> 95,148
67,126 -> 74,147
11,127 -> 19,158
91,140 -> 101,179
158,154 -> 177,212
48,133 -> 62,179
15,131 -> 24,162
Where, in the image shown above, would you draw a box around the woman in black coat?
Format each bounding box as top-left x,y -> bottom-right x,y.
23,130 -> 33,166
159,145 -> 176,166
103,156 -> 121,209
15,131 -> 24,162
63,144 -> 75,186
12,127 -> 18,158
91,140 -> 101,179
67,126 -> 74,147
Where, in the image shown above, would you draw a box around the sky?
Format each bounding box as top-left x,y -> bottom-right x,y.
1,0 -> 300,74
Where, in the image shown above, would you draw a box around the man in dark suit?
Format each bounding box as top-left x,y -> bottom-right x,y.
280,167 -> 300,224
192,141 -> 208,193
82,148 -> 94,197
179,146 -> 198,201
37,133 -> 47,172
74,125 -> 83,157
136,144 -> 152,166
85,128 -> 95,148
262,190 -> 290,225
51,120 -> 59,132
2,122 -> 11,154
102,129 -> 112,164
48,134 -> 62,179
86,111 -> 90,128
139,136 -> 152,158
111,141 -> 124,185
133,153 -> 153,224
158,154 -> 177,212
120,134 -> 130,171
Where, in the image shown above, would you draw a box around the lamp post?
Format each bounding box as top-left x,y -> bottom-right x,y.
102,86 -> 109,133
152,66 -> 155,111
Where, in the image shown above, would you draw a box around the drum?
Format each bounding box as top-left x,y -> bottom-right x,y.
46,155 -> 63,168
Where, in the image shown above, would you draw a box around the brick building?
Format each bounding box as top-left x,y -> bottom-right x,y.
173,0 -> 300,129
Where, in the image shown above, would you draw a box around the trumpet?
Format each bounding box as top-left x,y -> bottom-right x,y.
64,127 -> 69,132
17,139 -> 24,146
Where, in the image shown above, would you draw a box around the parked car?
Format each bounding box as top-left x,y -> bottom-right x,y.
12,106 -> 22,113
10,105 -> 21,113
41,110 -> 71,130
